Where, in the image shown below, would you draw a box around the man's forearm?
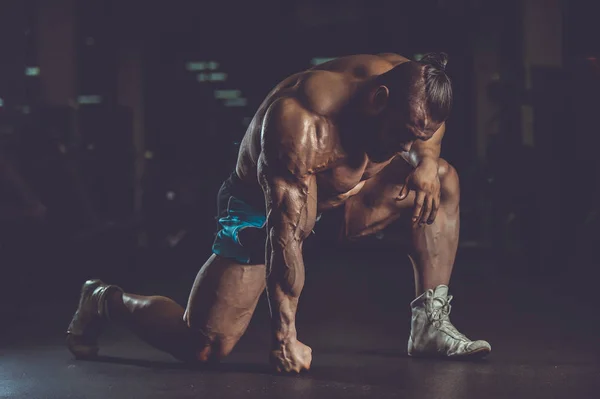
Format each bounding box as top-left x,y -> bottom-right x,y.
407,142 -> 441,168
266,236 -> 305,345
269,282 -> 299,344
260,170 -> 315,349
406,123 -> 445,168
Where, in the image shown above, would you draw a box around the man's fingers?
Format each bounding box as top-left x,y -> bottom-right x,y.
396,174 -> 411,201
427,195 -> 439,224
420,195 -> 433,225
412,191 -> 426,222
397,183 -> 410,201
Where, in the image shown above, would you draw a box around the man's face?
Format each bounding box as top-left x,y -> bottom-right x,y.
377,99 -> 441,155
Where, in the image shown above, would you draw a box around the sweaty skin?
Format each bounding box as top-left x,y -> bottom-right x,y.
232,53 -> 444,372
67,53 -> 458,374
236,53 -> 443,215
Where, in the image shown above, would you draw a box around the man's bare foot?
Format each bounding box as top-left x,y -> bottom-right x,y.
270,340 -> 312,373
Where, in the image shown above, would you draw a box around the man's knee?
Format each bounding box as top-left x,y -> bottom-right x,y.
194,337 -> 238,363
183,312 -> 244,363
438,159 -> 460,203
174,328 -> 238,364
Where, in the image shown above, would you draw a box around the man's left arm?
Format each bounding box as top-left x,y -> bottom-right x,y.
406,123 -> 445,168
399,123 -> 445,225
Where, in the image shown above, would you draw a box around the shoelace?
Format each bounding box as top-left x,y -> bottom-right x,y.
429,296 -> 468,341
429,296 -> 452,322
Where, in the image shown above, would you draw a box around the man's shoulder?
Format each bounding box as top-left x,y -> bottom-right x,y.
262,97 -> 317,144
297,70 -> 354,116
261,96 -> 338,175
272,53 -> 411,115
376,53 -> 411,65
313,53 -> 410,73
262,70 -> 351,119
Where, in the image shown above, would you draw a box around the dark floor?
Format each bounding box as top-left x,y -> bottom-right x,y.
1,247 -> 599,399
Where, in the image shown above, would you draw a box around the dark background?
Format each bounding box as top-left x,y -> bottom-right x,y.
1,1 -> 600,398
0,0 -> 598,319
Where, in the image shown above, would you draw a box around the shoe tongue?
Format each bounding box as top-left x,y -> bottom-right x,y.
431,285 -> 449,308
433,285 -> 449,298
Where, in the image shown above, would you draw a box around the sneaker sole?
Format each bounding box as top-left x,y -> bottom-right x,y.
408,347 -> 491,360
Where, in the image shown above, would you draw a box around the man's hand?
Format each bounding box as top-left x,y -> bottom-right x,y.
398,158 -> 440,225
270,339 -> 312,373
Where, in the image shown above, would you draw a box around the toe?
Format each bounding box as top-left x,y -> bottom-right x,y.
464,340 -> 492,357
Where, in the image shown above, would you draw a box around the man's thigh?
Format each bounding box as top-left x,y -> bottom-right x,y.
184,254 -> 266,347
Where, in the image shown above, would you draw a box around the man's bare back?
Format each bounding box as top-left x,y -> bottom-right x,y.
235,53 -> 414,212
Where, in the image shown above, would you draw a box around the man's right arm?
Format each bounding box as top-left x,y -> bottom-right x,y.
260,172 -> 316,341
258,98 -> 318,373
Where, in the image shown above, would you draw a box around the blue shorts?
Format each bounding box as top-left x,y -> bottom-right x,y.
212,195 -> 266,264
211,172 -> 267,264
211,172 -> 324,264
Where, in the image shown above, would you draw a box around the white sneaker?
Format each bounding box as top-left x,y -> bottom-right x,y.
408,285 -> 491,359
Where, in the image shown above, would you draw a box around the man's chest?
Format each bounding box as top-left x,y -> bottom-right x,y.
314,153 -> 394,210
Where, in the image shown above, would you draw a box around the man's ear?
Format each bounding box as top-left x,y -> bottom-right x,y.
366,85 -> 389,116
